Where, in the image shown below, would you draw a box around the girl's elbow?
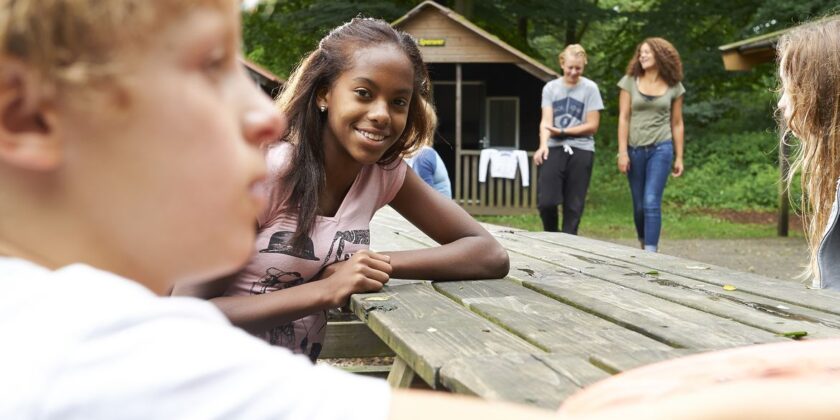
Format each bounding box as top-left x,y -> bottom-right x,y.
484,242 -> 510,278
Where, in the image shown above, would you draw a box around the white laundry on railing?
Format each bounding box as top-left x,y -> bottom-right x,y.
477,148 -> 530,187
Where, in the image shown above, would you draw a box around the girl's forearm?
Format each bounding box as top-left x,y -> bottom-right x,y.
617,119 -> 630,154
384,236 -> 509,281
673,122 -> 684,159
209,281 -> 335,333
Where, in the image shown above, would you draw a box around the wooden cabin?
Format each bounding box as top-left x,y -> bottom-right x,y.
394,1 -> 560,215
242,58 -> 284,98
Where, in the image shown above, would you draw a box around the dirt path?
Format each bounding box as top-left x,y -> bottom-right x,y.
599,236 -> 809,284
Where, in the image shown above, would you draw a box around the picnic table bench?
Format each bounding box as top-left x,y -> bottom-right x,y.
346,207 -> 840,409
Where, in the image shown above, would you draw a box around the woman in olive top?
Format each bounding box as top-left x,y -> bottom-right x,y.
617,37 -> 685,252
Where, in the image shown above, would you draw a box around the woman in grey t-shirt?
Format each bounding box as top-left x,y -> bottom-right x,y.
617,37 -> 685,252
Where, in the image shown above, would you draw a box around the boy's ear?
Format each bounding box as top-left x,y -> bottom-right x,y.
0,60 -> 61,171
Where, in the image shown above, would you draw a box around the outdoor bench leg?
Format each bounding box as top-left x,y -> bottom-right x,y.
386,355 -> 415,388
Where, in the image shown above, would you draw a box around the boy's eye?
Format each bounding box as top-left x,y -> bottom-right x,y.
203,47 -> 233,76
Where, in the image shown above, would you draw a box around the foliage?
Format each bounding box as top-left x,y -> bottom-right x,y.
242,0 -> 831,215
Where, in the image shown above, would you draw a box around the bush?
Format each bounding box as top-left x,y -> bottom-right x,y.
590,129 -> 793,212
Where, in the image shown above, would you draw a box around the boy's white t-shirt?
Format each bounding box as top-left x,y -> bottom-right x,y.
0,257 -> 390,419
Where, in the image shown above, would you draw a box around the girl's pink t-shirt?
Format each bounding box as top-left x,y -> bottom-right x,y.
224,141 -> 407,361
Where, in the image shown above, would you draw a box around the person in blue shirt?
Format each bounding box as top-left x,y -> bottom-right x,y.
405,101 -> 452,198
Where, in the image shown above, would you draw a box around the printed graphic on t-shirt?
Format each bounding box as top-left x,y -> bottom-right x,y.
250,228 -> 371,362
250,267 -> 305,295
323,229 -> 370,265
259,230 -> 320,261
552,97 -> 585,128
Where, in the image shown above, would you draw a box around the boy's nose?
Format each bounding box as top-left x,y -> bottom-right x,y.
243,107 -> 286,146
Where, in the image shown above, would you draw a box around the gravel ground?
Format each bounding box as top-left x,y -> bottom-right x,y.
600,236 -> 810,284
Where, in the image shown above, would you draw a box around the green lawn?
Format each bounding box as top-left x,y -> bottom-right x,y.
476,129 -> 803,241
475,181 -> 798,240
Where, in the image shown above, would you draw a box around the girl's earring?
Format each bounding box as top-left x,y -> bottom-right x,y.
319,105 -> 327,113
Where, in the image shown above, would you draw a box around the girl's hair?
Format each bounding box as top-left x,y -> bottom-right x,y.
558,44 -> 588,67
410,99 -> 438,151
0,0 -> 226,89
275,17 -> 431,248
778,16 -> 840,282
625,37 -> 683,86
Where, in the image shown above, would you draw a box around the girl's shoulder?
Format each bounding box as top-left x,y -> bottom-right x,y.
354,160 -> 408,209
265,141 -> 294,178
670,81 -> 686,98
617,74 -> 635,91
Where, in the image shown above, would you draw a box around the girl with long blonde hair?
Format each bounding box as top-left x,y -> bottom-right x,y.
778,16 -> 840,289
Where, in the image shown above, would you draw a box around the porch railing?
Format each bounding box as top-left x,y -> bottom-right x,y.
454,149 -> 538,215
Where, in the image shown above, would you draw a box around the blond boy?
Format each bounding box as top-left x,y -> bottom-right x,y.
0,1 -> 552,418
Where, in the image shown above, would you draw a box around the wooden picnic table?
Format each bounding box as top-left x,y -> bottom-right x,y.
348,207 -> 840,409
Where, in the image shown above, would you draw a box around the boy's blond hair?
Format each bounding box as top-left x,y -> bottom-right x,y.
0,0 -> 226,88
558,44 -> 587,67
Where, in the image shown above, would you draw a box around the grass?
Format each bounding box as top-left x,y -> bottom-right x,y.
475,128 -> 805,241
475,172 -> 799,240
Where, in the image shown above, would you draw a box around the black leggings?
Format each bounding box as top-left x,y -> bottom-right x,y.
537,146 -> 594,234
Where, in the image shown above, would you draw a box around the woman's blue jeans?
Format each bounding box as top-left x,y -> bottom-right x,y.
627,141 -> 673,252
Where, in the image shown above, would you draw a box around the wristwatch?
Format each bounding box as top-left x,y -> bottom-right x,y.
560,127 -> 565,136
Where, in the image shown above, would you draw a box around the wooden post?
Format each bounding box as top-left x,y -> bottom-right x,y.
455,63 -> 463,203
387,355 -> 416,388
778,142 -> 790,236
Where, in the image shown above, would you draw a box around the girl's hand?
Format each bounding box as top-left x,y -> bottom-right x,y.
617,154 -> 630,174
533,146 -> 549,166
672,158 -> 684,177
320,250 -> 392,307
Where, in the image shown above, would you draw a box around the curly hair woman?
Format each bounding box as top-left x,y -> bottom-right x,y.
617,38 -> 685,252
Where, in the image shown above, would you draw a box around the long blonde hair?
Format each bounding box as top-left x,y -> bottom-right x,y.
778,16 -> 840,281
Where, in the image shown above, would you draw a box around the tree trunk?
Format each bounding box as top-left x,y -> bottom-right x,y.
565,18 -> 577,45
518,17 -> 528,43
453,0 -> 474,19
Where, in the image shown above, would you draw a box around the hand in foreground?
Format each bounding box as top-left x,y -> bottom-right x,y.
318,250 -> 392,307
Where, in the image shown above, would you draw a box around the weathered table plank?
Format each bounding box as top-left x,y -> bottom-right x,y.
518,231 -> 840,315
434,279 -> 672,354
494,232 -> 840,339
589,348 -> 698,373
503,250 -> 787,349
350,282 -> 539,388
439,353 -> 607,409
360,209 -> 840,408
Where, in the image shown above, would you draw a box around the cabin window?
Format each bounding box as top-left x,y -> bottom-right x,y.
486,97 -> 519,149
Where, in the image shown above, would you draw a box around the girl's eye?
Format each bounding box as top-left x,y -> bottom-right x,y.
355,88 -> 372,98
393,98 -> 409,107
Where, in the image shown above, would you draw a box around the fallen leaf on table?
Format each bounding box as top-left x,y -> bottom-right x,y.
645,270 -> 660,276
778,331 -> 808,339
722,284 -> 737,291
